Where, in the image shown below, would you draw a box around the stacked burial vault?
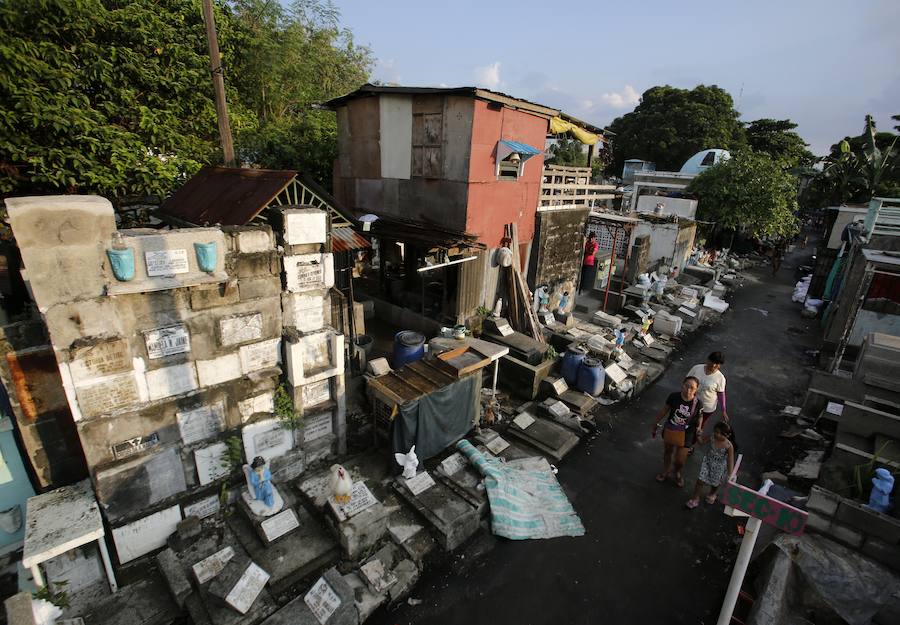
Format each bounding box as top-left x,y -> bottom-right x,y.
5,196 -> 345,568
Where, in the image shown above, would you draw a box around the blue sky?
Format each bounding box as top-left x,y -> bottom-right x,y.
332,0 -> 900,157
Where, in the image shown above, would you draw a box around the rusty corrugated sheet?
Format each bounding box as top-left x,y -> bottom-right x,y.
455,250 -> 486,317
159,166 -> 295,226
332,227 -> 371,252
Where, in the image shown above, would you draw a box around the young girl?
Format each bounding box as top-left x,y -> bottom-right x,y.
686,421 -> 735,509
652,376 -> 701,488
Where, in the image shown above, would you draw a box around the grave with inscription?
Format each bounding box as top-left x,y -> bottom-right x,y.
259,508 -> 300,543
242,419 -> 293,465
238,391 -> 274,423
239,338 -> 280,373
112,432 -> 160,460
304,412 -> 333,444
96,448 -> 188,522
436,452 -> 487,515
183,495 -> 220,521
74,373 -> 140,418
145,362 -> 198,401
301,379 -> 332,408
177,401 -> 225,446
195,442 -> 229,486
143,324 -> 190,359
207,555 -> 270,615
68,338 -> 131,382
145,249 -> 189,276
284,253 -> 335,293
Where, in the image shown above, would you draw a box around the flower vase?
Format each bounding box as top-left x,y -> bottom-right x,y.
194,242 -> 217,273
106,247 -> 135,281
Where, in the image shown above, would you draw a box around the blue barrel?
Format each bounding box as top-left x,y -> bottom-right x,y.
561,347 -> 587,386
577,357 -> 606,396
393,331 -> 425,368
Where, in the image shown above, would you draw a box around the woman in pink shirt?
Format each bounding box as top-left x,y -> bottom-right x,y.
579,232 -> 599,294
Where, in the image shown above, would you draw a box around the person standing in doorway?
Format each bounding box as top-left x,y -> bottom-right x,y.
579,232 -> 599,294
687,352 -> 729,446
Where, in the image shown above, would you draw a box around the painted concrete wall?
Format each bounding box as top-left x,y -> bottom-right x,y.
466,100 -> 547,248
848,310 -> 900,347
0,402 -> 35,552
630,220 -> 696,272
636,195 -> 698,219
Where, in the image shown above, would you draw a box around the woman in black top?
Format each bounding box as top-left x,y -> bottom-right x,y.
651,376 -> 701,488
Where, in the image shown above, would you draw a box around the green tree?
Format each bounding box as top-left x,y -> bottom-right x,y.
607,85 -> 746,174
230,0 -> 371,186
546,138 -> 586,167
687,151 -> 799,238
0,0 -> 252,202
745,118 -> 815,168
815,116 -> 898,204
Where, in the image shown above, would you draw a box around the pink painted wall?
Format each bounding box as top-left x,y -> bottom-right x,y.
466,100 -> 548,248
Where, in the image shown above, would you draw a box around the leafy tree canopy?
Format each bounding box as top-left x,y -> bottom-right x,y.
687,151 -> 799,239
0,0 -> 249,201
546,138 -> 586,167
745,118 -> 815,168
607,85 -> 746,174
0,0 -> 370,204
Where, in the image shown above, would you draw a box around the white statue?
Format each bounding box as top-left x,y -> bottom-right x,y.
329,464 -> 353,503
241,456 -> 283,517
395,445 -> 419,479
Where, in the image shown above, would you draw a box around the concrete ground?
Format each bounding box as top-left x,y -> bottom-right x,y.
370,245 -> 819,625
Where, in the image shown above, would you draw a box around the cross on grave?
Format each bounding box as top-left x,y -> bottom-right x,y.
714,454 -> 809,625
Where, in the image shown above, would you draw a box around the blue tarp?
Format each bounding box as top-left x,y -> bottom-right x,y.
456,440 -> 585,540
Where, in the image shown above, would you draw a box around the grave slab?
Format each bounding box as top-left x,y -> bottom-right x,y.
506,416 -> 580,462
363,542 -> 419,605
435,453 -> 487,516
392,472 -> 479,552
260,567 -> 357,625
207,556 -> 270,615
228,501 -> 339,595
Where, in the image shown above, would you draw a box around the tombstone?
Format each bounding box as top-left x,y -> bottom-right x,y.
207,555 -> 270,615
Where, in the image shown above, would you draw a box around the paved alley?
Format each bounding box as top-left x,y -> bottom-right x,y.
373,248 -> 819,625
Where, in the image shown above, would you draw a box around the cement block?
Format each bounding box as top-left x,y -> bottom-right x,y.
261,567 -> 358,625
157,548 -> 192,607
498,355 -> 555,400
506,416 -> 580,462
827,521 -> 865,549
98,451 -> 187,523
236,228 -> 274,254
239,276 -> 281,301
835,499 -> 900,545
342,572 -> 386,622
228,503 -> 339,595
191,281 -> 240,311
365,542 -> 419,605
334,501 -> 390,560
862,537 -> 900,572
4,592 -> 37,625
393,475 -> 479,552
234,252 -> 278,279
804,510 -> 831,534
6,195 -> 117,310
807,486 -> 841,517
284,209 -> 328,246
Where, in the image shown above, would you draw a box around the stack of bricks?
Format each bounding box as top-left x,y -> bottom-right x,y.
806,485 -> 900,571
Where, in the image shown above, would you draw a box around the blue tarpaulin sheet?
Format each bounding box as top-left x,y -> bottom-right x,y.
456,440 -> 585,540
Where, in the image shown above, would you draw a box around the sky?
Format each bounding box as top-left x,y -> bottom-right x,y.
331,0 -> 900,157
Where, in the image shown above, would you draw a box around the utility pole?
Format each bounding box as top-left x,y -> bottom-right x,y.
200,0 -> 236,167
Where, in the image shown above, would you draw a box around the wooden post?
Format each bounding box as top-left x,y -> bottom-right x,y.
602,226 -> 619,312
200,0 -> 236,167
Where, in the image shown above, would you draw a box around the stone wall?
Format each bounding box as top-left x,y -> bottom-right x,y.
806,485 -> 900,571
6,197 -> 346,566
529,208 -> 589,310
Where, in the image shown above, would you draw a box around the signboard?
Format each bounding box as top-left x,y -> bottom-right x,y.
260,508 -> 300,542
304,577 -> 341,625
328,481 -> 378,522
183,495 -> 220,520
225,562 -> 269,614
192,546 -> 234,584
301,380 -> 331,408
404,471 -> 436,496
144,324 -> 191,359
439,452 -> 468,476
145,249 -> 189,276
112,432 -> 160,460
718,481 -> 807,535
304,413 -> 333,443
74,374 -> 140,417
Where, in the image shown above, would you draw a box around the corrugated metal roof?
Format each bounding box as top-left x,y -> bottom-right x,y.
332,227 -> 371,252
500,140 -> 541,157
159,166 -> 295,226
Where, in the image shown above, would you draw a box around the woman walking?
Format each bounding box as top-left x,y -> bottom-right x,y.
579,232 -> 599,294
686,351 -> 729,446
652,376 -> 701,488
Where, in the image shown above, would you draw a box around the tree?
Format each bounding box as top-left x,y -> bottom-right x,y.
546,138 -> 586,167
0,0 -> 251,202
607,85 -> 746,174
687,151 -> 799,238
229,0 -> 371,186
745,118 -> 815,168
815,116 -> 898,204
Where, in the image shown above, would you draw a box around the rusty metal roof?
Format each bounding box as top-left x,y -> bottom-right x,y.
332,226 -> 371,252
159,166 -> 296,226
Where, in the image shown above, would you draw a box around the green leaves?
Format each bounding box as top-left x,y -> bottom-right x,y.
687,151 -> 799,239
607,85 -> 747,174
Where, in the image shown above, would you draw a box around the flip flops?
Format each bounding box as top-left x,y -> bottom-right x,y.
705,494 -> 717,504
685,499 -> 700,509
675,475 -> 685,488
655,473 -> 669,483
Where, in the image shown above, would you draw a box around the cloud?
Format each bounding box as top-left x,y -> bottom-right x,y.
599,85 -> 641,109
474,62 -> 502,89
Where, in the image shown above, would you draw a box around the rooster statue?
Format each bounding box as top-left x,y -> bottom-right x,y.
329,464 -> 353,504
